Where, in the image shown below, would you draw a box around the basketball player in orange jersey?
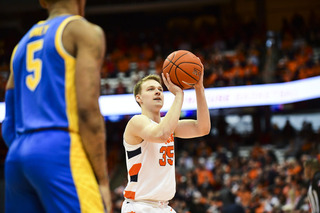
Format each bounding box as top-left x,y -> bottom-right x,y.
121,70 -> 211,212
3,0 -> 112,212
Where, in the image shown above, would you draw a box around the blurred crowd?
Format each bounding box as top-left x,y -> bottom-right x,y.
273,12 -> 320,83
98,11 -> 320,95
1,12 -> 320,100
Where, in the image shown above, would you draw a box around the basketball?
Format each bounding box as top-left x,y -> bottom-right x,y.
162,50 -> 203,89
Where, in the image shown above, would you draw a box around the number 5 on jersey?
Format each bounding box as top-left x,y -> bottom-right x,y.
26,39 -> 43,91
159,146 -> 174,166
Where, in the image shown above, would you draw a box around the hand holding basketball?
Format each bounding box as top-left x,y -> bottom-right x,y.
162,73 -> 183,96
162,50 -> 203,89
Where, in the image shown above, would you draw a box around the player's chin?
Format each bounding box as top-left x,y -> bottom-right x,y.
154,102 -> 163,107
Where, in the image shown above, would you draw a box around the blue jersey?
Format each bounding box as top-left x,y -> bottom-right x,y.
11,15 -> 82,134
6,15 -> 106,213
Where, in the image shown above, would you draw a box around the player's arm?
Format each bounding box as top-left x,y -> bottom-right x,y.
2,46 -> 17,147
63,19 -> 112,210
124,114 -> 175,144
125,97 -> 183,144
125,74 -> 184,144
69,19 -> 108,187
174,63 -> 211,138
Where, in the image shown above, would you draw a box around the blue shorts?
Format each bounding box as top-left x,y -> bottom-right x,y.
5,129 -> 104,213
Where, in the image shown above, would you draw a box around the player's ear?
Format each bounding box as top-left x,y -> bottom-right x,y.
135,94 -> 142,106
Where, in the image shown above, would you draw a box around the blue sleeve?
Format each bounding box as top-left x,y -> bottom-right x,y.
2,89 -> 16,147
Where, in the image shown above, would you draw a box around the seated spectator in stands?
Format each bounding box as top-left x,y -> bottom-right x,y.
114,81 -> 127,94
195,158 -> 215,190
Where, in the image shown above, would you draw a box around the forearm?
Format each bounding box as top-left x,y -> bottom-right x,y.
78,110 -> 108,182
158,92 -> 184,138
195,85 -> 211,134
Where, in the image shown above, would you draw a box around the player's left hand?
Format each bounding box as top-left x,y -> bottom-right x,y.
162,73 -> 183,96
194,59 -> 204,89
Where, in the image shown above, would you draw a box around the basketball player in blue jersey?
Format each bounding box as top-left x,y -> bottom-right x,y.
304,158 -> 320,213
2,0 -> 112,212
121,70 -> 211,212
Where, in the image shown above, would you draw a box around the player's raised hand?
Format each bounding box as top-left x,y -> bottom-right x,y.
194,59 -> 204,89
162,73 -> 183,96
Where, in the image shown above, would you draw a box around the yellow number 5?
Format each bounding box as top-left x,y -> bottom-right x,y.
26,40 -> 43,91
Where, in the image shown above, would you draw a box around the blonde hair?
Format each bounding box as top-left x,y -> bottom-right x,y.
133,74 -> 161,106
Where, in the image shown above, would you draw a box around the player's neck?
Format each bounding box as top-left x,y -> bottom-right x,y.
141,110 -> 161,123
47,4 -> 79,19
